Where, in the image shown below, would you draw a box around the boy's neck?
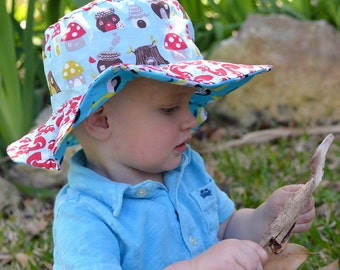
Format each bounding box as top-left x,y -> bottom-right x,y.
87,159 -> 164,185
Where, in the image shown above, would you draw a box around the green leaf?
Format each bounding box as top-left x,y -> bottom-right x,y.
0,1 -> 23,148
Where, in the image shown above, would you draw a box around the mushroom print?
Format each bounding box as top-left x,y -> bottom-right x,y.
170,0 -> 188,19
151,1 -> 170,19
62,60 -> 86,89
52,22 -> 62,55
164,32 -> 188,61
61,22 -> 86,51
95,8 -> 124,32
97,51 -> 123,73
42,33 -> 50,59
127,2 -> 150,29
47,71 -> 61,95
132,41 -> 169,65
52,23 -> 61,38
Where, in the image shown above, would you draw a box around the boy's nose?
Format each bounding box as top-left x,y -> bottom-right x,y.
181,109 -> 199,131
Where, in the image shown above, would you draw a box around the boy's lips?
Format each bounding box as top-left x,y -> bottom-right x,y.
174,137 -> 191,153
174,143 -> 187,153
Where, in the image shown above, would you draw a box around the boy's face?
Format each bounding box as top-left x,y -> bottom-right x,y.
101,77 -> 198,181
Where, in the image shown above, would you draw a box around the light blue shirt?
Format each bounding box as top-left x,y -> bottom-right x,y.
53,146 -> 235,269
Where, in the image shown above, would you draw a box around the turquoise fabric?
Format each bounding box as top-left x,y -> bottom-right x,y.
53,145 -> 234,269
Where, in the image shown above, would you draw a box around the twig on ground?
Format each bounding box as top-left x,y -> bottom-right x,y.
200,125 -> 340,153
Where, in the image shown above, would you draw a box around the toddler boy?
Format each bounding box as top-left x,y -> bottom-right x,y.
7,1 -> 315,269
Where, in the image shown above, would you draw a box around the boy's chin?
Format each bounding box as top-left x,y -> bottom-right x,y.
162,158 -> 182,172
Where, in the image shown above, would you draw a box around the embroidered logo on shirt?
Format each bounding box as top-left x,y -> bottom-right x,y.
200,188 -> 212,198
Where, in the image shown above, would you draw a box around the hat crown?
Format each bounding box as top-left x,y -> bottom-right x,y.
43,0 -> 201,112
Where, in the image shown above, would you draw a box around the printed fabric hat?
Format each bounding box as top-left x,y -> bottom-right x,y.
7,0 -> 273,170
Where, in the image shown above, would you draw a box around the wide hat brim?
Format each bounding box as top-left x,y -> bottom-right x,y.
7,60 -> 272,170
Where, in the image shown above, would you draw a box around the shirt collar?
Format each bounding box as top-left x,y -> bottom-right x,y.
68,148 -> 192,217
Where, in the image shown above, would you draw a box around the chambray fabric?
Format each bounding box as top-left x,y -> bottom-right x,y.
53,146 -> 234,269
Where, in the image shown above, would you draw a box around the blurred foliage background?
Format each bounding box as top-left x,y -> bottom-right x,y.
182,0 -> 340,52
0,0 -> 340,161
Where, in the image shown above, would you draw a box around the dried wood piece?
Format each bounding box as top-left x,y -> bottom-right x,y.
259,134 -> 334,253
200,125 -> 340,153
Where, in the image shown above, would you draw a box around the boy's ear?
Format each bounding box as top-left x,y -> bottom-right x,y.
82,107 -> 110,140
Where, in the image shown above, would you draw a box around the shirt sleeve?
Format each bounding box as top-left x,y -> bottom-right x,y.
53,199 -> 122,270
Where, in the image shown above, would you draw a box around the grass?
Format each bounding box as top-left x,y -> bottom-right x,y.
0,133 -> 339,269
0,198 -> 54,269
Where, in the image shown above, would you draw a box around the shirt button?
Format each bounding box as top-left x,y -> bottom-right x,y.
136,188 -> 147,197
188,235 -> 197,246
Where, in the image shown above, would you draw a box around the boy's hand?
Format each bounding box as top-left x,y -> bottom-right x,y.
190,239 -> 267,270
264,184 -> 315,233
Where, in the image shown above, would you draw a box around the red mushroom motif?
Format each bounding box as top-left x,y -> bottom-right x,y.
164,33 -> 188,61
52,23 -> 61,38
48,22 -> 62,55
61,22 -> 86,51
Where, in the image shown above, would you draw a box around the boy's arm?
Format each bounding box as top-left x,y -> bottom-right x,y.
219,206 -> 268,243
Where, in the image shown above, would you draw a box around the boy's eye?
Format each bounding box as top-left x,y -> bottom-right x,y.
161,106 -> 179,114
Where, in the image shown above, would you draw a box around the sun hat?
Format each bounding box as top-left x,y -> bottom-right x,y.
6,0 -> 272,170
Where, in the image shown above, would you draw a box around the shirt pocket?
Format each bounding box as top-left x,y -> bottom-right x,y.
190,181 -> 220,234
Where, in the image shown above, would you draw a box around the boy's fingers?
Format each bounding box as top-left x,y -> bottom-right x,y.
258,246 -> 268,265
245,241 -> 268,265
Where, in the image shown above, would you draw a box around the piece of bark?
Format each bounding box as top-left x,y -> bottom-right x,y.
259,133 -> 334,253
